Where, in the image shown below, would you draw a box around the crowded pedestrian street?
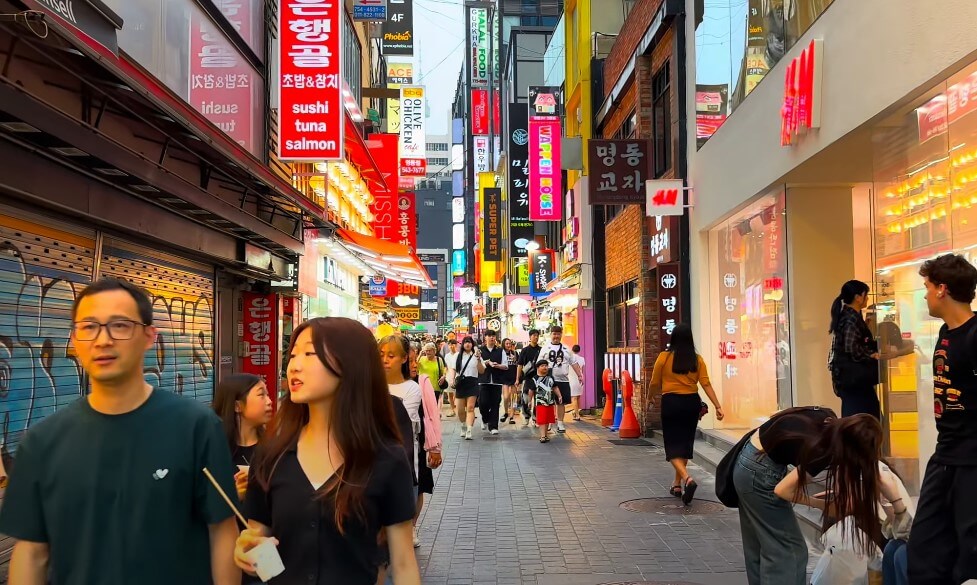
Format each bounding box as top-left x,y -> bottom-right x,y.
413,416 -> 798,585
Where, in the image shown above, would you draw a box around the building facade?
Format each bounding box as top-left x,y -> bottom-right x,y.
686,0 -> 977,493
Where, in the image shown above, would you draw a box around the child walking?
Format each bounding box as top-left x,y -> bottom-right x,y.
530,361 -> 561,443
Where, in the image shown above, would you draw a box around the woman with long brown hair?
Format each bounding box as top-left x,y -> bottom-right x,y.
732,408 -> 892,585
211,373 -> 273,501
233,317 -> 420,585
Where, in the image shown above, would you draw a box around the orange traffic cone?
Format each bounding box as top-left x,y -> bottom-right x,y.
618,370 -> 641,439
601,368 -> 615,428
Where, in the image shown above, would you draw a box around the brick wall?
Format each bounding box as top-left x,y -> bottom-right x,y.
600,18 -> 682,436
603,0 -> 666,96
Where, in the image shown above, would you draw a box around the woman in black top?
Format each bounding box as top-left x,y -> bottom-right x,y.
732,407 -> 888,585
212,373 -> 273,501
828,280 -> 881,418
234,317 -> 420,585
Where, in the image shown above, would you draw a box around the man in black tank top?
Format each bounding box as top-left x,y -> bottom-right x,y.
909,254 -> 977,584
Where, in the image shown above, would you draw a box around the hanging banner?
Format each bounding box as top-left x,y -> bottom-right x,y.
473,135 -> 490,174
508,104 -> 534,257
385,62 -> 413,134
353,0 -> 387,20
382,0 -> 414,55
370,133 -> 401,242
657,263 -> 683,348
528,116 -> 562,221
277,0 -> 343,161
397,191 -> 417,252
588,139 -> 652,205
400,86 -> 427,176
472,89 -> 489,135
189,5 -> 257,153
482,187 -> 502,261
528,249 -> 554,298
468,6 -> 489,88
242,292 -> 280,403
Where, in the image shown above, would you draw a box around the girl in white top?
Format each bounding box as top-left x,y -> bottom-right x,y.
451,336 -> 482,440
568,344 -> 585,421
379,336 -> 422,457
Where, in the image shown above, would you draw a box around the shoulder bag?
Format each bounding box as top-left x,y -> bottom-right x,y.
450,353 -> 475,390
715,428 -> 757,508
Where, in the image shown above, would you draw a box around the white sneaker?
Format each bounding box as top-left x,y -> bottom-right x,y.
481,422 -> 487,431
413,527 -> 420,548
465,428 -> 473,440
557,421 -> 566,433
459,424 -> 467,438
490,429 -> 499,435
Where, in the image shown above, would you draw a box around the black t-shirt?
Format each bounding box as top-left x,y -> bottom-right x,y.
233,444 -> 257,467
757,406 -> 833,474
0,389 -> 237,585
517,344 -> 542,387
246,441 -> 415,585
932,315 -> 977,464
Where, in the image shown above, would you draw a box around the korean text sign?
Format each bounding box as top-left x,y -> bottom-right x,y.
397,191 -> 417,251
657,263 -> 682,348
242,292 -> 279,403
588,139 -> 651,205
190,3 -> 257,153
528,117 -> 562,220
529,249 -> 554,298
400,86 -> 427,177
508,104 -> 533,257
278,0 -> 343,161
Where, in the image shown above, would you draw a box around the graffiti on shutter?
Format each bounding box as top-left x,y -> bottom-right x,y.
100,240 -> 215,405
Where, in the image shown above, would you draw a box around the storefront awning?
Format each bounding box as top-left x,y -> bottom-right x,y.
344,113 -> 388,194
336,229 -> 434,288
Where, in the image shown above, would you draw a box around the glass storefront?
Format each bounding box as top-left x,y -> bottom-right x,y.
694,0 -> 835,147
710,190 -> 791,430
868,58 -> 977,491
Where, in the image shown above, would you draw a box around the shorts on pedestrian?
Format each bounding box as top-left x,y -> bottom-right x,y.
535,404 -> 556,425
554,381 -> 571,405
570,381 -> 583,398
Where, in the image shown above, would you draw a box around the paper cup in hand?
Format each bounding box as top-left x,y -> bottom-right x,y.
247,538 -> 285,582
237,465 -> 250,474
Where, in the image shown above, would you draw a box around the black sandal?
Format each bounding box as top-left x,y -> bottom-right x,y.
682,478 -> 698,505
669,485 -> 683,498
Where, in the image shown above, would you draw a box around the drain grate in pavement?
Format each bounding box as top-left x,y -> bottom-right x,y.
619,497 -> 726,515
608,438 -> 655,446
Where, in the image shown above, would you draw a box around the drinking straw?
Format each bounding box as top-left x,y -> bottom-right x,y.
202,467 -> 249,527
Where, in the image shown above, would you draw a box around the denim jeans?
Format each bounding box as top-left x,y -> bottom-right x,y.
883,539 -> 908,585
733,441 -> 808,585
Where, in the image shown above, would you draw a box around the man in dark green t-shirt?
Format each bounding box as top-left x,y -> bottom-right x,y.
0,278 -> 240,585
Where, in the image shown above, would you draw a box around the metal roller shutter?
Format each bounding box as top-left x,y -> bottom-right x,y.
99,240 -> 216,404
0,209 -> 96,571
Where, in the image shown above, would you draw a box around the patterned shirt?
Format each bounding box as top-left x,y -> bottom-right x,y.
532,374 -> 558,406
829,305 -> 876,367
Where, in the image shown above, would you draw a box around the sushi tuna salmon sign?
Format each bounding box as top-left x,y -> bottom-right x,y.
278,0 -> 344,161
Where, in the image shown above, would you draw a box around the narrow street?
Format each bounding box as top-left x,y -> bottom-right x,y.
415,417 -> 753,585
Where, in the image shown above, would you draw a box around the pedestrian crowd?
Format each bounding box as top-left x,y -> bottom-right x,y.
2,253 -> 976,585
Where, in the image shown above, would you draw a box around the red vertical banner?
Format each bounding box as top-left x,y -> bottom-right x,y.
397,191 -> 417,252
471,89 -> 489,135
370,133 -> 401,242
242,292 -> 280,406
278,0 -> 343,160
189,7 -> 256,152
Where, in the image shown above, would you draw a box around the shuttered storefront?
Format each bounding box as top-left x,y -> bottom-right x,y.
0,208 -> 96,567
100,239 -> 216,404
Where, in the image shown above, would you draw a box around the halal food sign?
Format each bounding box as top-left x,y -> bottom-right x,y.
469,7 -> 489,88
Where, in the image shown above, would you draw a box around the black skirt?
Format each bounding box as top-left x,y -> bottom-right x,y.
661,392 -> 701,461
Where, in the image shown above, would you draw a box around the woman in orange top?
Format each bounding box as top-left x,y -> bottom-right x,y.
650,324 -> 724,504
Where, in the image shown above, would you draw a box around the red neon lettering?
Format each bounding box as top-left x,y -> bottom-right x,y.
652,189 -> 679,206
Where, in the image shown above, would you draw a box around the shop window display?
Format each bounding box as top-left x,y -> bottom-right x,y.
870,59 -> 977,492
710,191 -> 791,429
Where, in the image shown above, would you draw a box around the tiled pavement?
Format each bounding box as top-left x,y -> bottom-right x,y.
414,414 -> 758,585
